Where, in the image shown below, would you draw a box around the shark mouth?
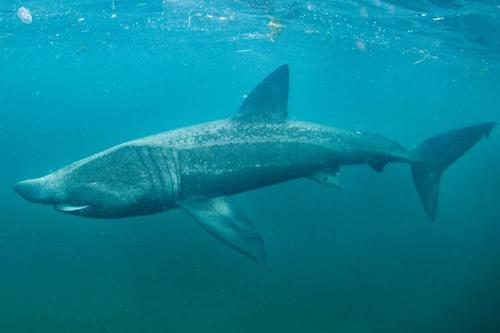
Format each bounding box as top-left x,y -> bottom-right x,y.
54,203 -> 90,213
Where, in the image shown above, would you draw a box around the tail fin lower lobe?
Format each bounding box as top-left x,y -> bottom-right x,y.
411,122 -> 496,220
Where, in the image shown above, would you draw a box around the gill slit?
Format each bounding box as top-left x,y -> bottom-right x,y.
147,147 -> 168,204
134,146 -> 159,204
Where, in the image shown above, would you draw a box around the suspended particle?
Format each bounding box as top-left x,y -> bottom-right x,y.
359,7 -> 369,18
355,39 -> 366,51
111,0 -> 117,19
17,6 -> 32,24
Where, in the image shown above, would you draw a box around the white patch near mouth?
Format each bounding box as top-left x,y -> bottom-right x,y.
55,204 -> 90,212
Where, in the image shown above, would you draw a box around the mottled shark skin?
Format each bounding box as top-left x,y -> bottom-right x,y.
14,65 -> 496,264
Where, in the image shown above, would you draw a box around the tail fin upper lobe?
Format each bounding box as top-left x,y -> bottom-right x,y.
411,122 -> 496,220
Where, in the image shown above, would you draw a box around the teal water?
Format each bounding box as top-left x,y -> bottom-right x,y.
1,1 -> 499,332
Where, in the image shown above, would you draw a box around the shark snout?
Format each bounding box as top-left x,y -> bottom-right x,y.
14,179 -> 53,204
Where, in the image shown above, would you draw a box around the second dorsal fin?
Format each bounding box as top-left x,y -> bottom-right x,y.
233,64 -> 289,123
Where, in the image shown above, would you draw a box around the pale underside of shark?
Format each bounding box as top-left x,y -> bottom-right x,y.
14,65 -> 496,264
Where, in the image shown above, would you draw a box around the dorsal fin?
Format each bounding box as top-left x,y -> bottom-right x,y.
233,64 -> 289,123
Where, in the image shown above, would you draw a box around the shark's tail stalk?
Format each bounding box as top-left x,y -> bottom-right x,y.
410,121 -> 496,220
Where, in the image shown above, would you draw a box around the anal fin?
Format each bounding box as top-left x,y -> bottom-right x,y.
179,196 -> 266,265
368,160 -> 387,173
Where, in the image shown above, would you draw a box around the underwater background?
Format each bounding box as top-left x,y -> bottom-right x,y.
1,1 -> 499,332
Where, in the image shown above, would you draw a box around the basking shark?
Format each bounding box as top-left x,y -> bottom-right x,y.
14,65 -> 496,264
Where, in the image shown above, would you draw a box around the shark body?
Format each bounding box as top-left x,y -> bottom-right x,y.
14,65 -> 496,264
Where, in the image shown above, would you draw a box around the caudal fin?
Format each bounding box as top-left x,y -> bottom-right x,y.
411,122 -> 496,220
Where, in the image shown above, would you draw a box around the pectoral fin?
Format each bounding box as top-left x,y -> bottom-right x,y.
179,196 -> 266,265
309,169 -> 344,189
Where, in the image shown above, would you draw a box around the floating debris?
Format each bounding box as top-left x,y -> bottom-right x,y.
17,6 -> 32,24
403,47 -> 439,65
267,17 -> 284,42
304,28 -> 317,34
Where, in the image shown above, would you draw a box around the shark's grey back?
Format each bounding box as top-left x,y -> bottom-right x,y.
133,119 -> 412,202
